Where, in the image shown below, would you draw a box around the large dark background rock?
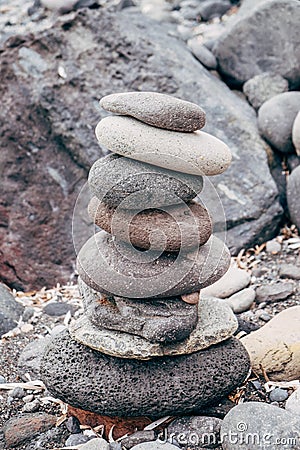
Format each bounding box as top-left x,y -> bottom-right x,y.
0,7 -> 282,290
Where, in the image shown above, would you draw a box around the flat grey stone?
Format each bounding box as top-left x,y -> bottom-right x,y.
287,166 -> 300,230
100,92 -> 206,132
255,282 -> 294,303
120,431 -> 156,449
198,0 -> 231,21
88,154 -> 203,210
279,263 -> 300,280
95,116 -> 232,176
18,337 -> 51,379
292,111 -> 300,155
225,287 -> 256,313
43,301 -> 73,317
201,266 -> 251,299
77,231 -> 231,298
69,297 -> 238,359
269,388 -> 288,402
40,330 -> 250,417
88,196 -> 212,252
0,283 -> 24,337
258,92 -> 300,153
187,38 -> 217,69
65,435 -> 90,446
167,416 -> 222,449
213,0 -> 300,87
131,443 -> 178,450
79,278 -> 198,344
243,72 -> 288,110
220,402 -> 300,449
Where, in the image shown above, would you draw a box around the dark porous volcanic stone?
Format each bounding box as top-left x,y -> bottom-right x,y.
100,92 -> 206,132
40,330 -> 250,417
79,278 -> 198,344
88,197 -> 212,252
77,231 -> 230,299
88,154 -> 203,210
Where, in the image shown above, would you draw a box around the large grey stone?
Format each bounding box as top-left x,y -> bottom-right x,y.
287,166 -> 300,230
213,0 -> 300,87
243,72 -> 288,110
88,196 -> 212,252
100,91 -> 206,132
77,231 -> 231,299
258,92 -> 300,153
0,283 -> 24,336
221,402 -> 300,449
79,278 -> 198,344
95,116 -> 232,176
69,296 -> 238,358
40,330 -> 250,417
0,6 -> 282,290
88,154 -> 204,210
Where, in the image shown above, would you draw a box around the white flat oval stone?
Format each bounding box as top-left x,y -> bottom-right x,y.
95,116 -> 232,176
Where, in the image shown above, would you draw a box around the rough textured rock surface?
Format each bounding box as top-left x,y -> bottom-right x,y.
241,306 -> 300,381
221,402 -> 300,449
88,196 -> 212,251
0,283 -> 24,337
41,330 -> 250,417
0,7 -> 282,290
79,278 -> 199,344
77,231 -> 231,298
213,0 -> 300,87
88,154 -> 204,210
287,166 -> 300,230
70,297 -> 238,359
100,91 -> 206,132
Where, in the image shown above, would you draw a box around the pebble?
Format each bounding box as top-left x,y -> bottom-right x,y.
269,388 -> 289,402
225,287 -> 256,313
95,116 -> 232,176
220,402 -> 300,449
88,196 -> 212,252
74,438 -> 109,449
201,266 -> 251,299
243,72 -> 288,110
41,330 -> 250,417
120,430 -> 156,448
50,324 -> 67,336
279,263 -> 300,280
23,394 -> 34,403
0,375 -> 7,383
265,238 -> 281,253
18,336 -> 51,379
77,231 -> 231,299
187,37 -> 217,69
256,311 -> 271,322
22,399 -> 40,413
70,297 -> 238,359
258,91 -> 300,153
22,306 -> 35,322
292,110 -> 300,155
88,154 -> 203,210
43,301 -> 73,317
0,282 -> 24,337
285,388 -> 300,416
66,416 -> 81,434
40,0 -> 77,12
241,306 -> 300,381
10,387 -> 25,399
167,415 -> 222,449
79,278 -> 198,345
198,0 -> 231,21
65,434 -> 90,446
100,92 -> 206,132
131,443 -> 179,450
255,281 -> 294,303
287,166 -> 300,231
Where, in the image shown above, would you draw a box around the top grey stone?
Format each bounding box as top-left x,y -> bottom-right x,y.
100,91 -> 206,132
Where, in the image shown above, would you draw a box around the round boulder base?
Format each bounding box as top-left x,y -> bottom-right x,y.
40,330 -> 250,417
77,231 -> 231,299
88,154 -> 203,210
88,197 -> 212,252
79,278 -> 198,345
99,91 -> 206,132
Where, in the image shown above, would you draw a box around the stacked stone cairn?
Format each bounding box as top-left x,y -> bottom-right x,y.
41,92 -> 250,419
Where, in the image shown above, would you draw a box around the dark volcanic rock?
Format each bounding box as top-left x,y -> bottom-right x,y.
40,330 -> 250,417
77,231 -> 231,298
79,278 -> 198,344
0,6 -> 282,290
0,283 -> 24,337
213,0 -> 300,87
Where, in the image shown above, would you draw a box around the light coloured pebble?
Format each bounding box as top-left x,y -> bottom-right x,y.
201,266 -> 251,299
22,399 -> 40,413
225,287 -> 256,313
76,438 -> 109,450
269,388 -> 288,402
266,239 -> 281,253
292,111 -> 300,155
131,442 -> 179,450
23,394 -> 34,403
256,311 -> 271,322
187,37 -> 218,69
100,92 -> 206,132
285,388 -> 300,416
95,116 -> 232,176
